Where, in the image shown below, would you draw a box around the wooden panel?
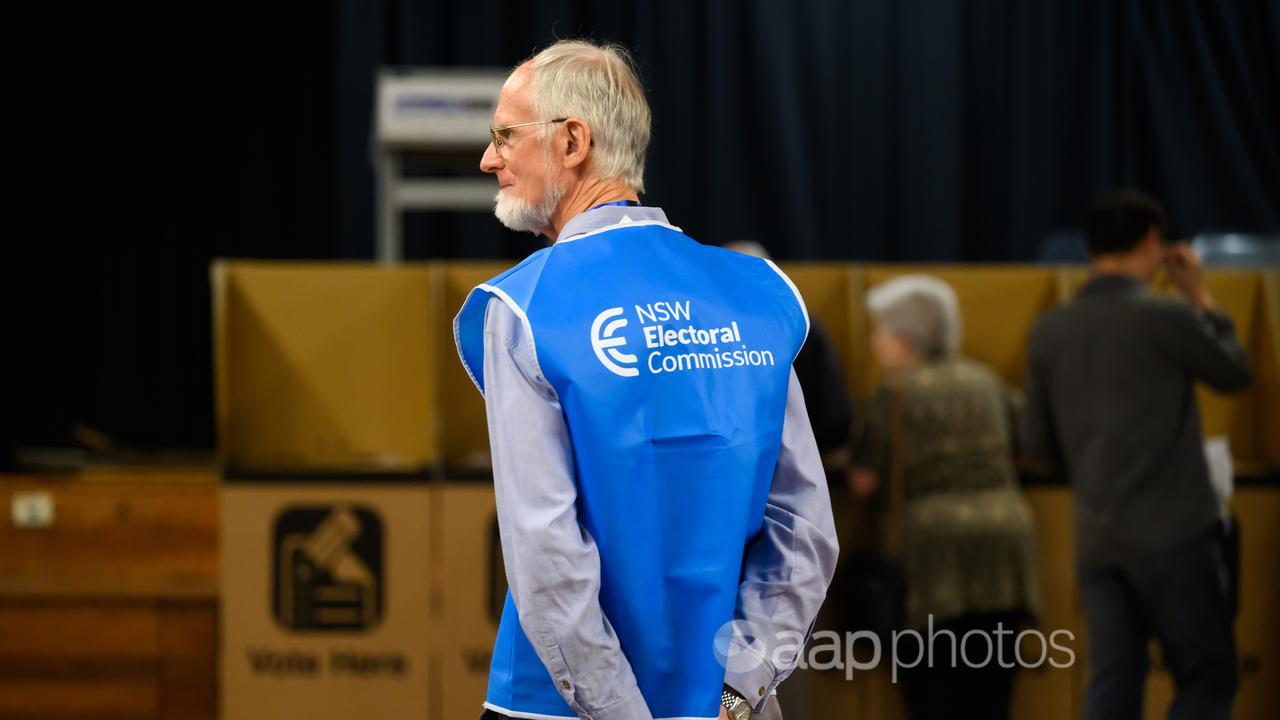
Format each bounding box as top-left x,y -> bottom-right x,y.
0,599 -> 159,719
0,473 -> 218,598
1257,272 -> 1280,466
0,677 -> 159,720
0,599 -> 217,720
159,602 -> 217,720
1230,487 -> 1280,717
0,599 -> 161,657
1011,487 -> 1083,720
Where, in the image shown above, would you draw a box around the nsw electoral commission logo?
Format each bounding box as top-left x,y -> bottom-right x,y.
589,301 -> 778,378
590,307 -> 639,377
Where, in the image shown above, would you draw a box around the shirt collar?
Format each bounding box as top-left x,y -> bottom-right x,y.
1079,273 -> 1149,297
556,203 -> 670,243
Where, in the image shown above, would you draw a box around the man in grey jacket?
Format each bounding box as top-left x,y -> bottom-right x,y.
1022,190 -> 1251,720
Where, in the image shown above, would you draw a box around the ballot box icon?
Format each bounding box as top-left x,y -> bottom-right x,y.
272,504 -> 383,631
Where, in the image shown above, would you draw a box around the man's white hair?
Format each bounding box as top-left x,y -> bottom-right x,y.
866,275 -> 963,360
525,40 -> 651,192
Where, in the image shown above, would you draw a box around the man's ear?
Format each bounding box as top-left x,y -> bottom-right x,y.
1144,225 -> 1164,247
1143,226 -> 1165,259
561,118 -> 592,170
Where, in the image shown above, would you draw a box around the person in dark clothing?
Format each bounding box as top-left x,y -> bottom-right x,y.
792,318 -> 855,456
1021,190 -> 1252,720
723,241 -> 854,459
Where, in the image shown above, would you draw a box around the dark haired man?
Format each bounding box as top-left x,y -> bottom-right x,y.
1022,190 -> 1251,720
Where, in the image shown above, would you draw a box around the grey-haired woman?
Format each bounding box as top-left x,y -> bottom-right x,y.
852,275 -> 1040,720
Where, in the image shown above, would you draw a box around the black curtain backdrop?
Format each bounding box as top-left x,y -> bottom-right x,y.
7,0 -> 1279,451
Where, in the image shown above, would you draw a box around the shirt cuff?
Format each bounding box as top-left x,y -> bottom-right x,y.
723,638 -> 780,713
584,686 -> 653,720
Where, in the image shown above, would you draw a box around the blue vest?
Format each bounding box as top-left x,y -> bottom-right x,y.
454,216 -> 808,719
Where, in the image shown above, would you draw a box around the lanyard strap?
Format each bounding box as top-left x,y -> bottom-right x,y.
589,200 -> 640,211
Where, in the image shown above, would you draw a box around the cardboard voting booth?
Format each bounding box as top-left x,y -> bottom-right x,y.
777,264 -> 861,393
438,263 -> 509,471
435,483 -> 503,719
220,483 -> 433,720
1260,272 -> 1280,467
206,260 -> 1278,720
212,262 -> 440,472
861,266 -> 1058,394
214,262 -> 443,718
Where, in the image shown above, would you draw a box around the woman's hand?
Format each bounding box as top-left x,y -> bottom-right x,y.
848,467 -> 879,498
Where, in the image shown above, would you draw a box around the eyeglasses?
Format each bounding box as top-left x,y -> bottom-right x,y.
489,118 -> 569,150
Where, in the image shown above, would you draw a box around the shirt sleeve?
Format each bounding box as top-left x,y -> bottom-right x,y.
723,368 -> 840,712
1019,340 -> 1063,476
481,297 -> 653,720
1175,306 -> 1252,393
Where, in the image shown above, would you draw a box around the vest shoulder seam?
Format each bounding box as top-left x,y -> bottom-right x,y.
475,283 -> 559,400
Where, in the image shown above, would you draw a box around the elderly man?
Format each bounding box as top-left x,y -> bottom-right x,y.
453,40 -> 838,720
1022,190 -> 1251,720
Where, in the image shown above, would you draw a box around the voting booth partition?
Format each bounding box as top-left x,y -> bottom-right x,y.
775,264 -> 862,393
438,263 -> 509,471
860,266 -> 1060,392
211,262 -> 441,473
213,263 -> 438,719
219,482 -> 432,720
211,263 -> 505,720
434,483 -> 503,720
209,261 -> 1277,719
1262,272 -> 1280,471
192,260 -> 1280,712
218,478 -> 499,720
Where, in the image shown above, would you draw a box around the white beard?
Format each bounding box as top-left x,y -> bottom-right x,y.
493,181 -> 565,235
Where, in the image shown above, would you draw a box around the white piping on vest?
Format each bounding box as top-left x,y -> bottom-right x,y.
761,258 -> 811,350
475,282 -> 549,392
453,290 -> 484,394
481,701 -> 717,720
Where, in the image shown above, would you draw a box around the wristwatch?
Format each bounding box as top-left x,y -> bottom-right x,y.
721,686 -> 752,720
